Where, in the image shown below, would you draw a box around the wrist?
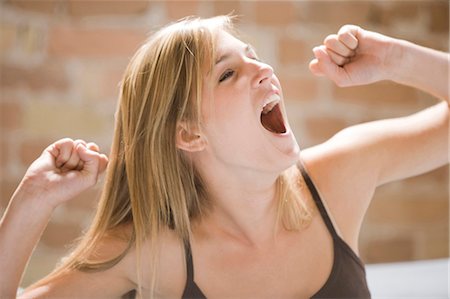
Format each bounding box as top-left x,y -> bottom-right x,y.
12,177 -> 59,212
382,37 -> 411,83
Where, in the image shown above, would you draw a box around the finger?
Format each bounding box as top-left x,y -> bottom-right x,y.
86,142 -> 100,152
338,31 -> 358,51
312,46 -> 350,86
54,138 -> 75,168
76,144 -> 101,184
326,48 -> 350,67
324,34 -> 355,57
309,58 -> 325,76
60,140 -> 86,171
75,142 -> 100,169
337,25 -> 360,50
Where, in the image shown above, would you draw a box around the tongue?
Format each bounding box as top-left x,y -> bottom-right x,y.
260,104 -> 286,134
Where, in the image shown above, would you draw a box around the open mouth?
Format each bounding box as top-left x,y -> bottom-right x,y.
260,95 -> 287,134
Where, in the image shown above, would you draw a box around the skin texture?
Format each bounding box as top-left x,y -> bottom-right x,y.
1,24 -> 449,298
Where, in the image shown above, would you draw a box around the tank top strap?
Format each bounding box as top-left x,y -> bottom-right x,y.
182,240 -> 208,298
184,240 -> 195,283
297,160 -> 339,239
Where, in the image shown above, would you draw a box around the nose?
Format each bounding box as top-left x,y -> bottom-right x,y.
251,61 -> 274,89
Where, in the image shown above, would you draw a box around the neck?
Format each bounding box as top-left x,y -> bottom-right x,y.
195,158 -> 283,247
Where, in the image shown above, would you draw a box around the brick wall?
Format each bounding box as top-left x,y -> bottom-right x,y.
0,0 -> 448,287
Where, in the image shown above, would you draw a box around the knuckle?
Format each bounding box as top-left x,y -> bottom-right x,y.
60,137 -> 74,146
340,24 -> 355,32
323,34 -> 336,45
74,139 -> 87,146
337,31 -> 349,40
87,142 -> 100,151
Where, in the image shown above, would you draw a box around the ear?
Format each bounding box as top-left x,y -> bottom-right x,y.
176,122 -> 206,152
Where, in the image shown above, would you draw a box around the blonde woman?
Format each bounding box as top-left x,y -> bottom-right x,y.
1,16 -> 448,298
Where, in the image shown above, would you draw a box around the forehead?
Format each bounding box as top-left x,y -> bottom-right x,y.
214,30 -> 247,57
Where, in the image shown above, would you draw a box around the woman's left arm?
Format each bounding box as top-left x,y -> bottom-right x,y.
310,25 -> 449,103
308,25 -> 449,187
301,26 -> 448,247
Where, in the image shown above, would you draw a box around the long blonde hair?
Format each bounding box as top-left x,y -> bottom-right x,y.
32,15 -> 311,297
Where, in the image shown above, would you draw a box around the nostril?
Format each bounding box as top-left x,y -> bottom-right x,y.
259,77 -> 269,85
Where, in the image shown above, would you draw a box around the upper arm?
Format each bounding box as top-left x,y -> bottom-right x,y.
20,231 -> 137,298
20,227 -> 188,298
301,101 -> 449,248
328,101 -> 448,187
21,266 -> 134,299
374,102 -> 448,185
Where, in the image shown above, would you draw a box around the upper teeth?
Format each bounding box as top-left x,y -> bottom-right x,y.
262,94 -> 280,114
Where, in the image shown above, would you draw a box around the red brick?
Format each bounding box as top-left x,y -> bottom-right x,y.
48,26 -> 147,58
304,116 -> 348,145
332,81 -> 421,108
213,1 -> 243,17
277,72 -> 318,102
0,179 -> 20,210
66,185 -> 101,211
366,196 -> 448,227
5,0 -> 61,15
372,2 -> 420,27
254,1 -> 297,26
413,37 -> 449,53
428,1 -> 449,33
0,23 -> 17,53
165,1 -> 199,21
41,221 -> 84,248
80,64 -> 125,102
0,139 -> 7,173
420,226 -> 449,259
0,101 -> 22,130
0,63 -> 69,91
278,37 -> 313,66
362,236 -> 415,263
19,138 -> 52,166
68,0 -> 150,17
297,2 -> 371,29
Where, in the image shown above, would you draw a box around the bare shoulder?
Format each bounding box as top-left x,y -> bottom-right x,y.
137,226 -> 187,298
300,102 -> 449,249
300,137 -> 378,250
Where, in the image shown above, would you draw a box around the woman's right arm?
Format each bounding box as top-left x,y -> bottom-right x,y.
0,138 -> 135,297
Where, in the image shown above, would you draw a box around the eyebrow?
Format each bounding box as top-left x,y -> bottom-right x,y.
215,44 -> 255,65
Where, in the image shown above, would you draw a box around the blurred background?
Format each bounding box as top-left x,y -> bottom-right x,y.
0,0 -> 448,288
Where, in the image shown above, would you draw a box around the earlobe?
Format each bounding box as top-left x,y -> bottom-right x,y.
176,123 -> 206,152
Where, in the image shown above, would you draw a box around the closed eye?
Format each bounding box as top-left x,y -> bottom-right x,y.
219,69 -> 234,83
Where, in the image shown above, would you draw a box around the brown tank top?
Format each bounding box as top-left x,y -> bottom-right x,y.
182,162 -> 371,298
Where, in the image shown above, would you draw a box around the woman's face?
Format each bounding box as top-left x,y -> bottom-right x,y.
199,29 -> 300,174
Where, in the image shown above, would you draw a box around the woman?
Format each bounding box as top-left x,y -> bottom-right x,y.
0,15 -> 448,298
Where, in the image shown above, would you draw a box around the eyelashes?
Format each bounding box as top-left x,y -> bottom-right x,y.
218,57 -> 262,84
219,69 -> 234,83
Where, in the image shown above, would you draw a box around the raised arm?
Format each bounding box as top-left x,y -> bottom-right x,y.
302,25 -> 449,249
0,138 -> 114,297
309,24 -> 449,103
